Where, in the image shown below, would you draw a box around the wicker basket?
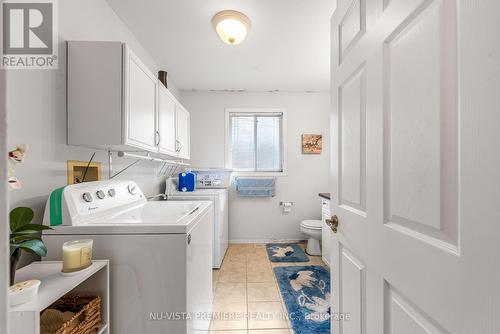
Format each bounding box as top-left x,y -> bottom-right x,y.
42,294 -> 102,334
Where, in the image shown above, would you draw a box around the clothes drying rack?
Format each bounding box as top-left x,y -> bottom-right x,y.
107,150 -> 189,179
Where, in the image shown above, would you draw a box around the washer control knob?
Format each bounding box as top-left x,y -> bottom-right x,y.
108,188 -> 116,197
82,192 -> 93,203
127,184 -> 137,195
96,190 -> 106,199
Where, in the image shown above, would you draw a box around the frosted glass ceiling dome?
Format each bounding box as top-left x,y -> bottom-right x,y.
212,10 -> 251,45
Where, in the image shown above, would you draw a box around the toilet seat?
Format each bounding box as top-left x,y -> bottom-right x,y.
301,219 -> 322,230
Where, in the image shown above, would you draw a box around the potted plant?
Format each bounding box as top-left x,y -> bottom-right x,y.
9,207 -> 52,285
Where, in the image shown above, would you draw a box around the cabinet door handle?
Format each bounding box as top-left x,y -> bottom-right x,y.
155,131 -> 161,146
187,234 -> 192,245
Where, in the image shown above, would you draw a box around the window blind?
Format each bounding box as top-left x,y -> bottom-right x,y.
229,112 -> 283,172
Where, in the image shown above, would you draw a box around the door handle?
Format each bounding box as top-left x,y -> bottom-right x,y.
325,215 -> 339,233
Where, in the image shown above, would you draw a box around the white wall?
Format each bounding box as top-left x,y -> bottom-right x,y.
6,0 -> 178,262
181,91 -> 330,242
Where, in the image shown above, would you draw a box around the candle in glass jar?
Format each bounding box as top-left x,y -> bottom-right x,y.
62,239 -> 93,272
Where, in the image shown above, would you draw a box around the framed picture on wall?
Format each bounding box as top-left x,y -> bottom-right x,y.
67,160 -> 102,184
302,134 -> 322,154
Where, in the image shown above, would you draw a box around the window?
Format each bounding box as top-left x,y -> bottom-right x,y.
226,109 -> 286,173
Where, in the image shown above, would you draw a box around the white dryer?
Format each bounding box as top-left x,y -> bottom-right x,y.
168,188 -> 228,268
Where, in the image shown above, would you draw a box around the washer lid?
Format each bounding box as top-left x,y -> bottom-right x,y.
301,219 -> 322,229
43,201 -> 212,234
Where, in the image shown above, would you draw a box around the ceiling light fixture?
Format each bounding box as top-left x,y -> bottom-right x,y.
212,10 -> 251,45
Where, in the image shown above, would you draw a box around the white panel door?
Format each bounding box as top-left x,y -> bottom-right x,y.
330,1 -> 500,333
158,83 -> 178,156
176,104 -> 190,159
123,46 -> 157,151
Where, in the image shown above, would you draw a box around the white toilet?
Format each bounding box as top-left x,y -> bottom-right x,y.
300,219 -> 322,256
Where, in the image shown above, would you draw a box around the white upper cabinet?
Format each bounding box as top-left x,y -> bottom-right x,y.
175,103 -> 190,160
157,83 -> 177,156
123,46 -> 158,151
67,41 -> 190,159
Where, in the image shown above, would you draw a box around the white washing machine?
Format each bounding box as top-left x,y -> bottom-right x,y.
42,180 -> 213,334
168,188 -> 228,268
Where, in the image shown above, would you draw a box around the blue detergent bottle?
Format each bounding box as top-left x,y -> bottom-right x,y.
178,169 -> 196,192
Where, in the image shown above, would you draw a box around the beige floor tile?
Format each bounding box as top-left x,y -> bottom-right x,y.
247,257 -> 270,265
207,331 -> 247,334
247,282 -> 280,302
247,260 -> 271,271
247,251 -> 269,261
209,302 -> 248,330
225,252 -> 248,262
219,269 -> 247,283
226,250 -> 247,259
214,282 -> 247,303
247,244 -> 268,254
247,269 -> 275,283
225,250 -> 247,258
248,302 -> 288,330
223,254 -> 247,263
228,244 -> 249,253
221,261 -> 247,273
213,269 -> 220,283
248,250 -> 268,258
230,243 -> 249,249
247,243 -> 266,249
227,246 -> 248,253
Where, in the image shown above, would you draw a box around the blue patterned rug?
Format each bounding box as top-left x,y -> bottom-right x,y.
265,243 -> 310,262
274,265 -> 330,334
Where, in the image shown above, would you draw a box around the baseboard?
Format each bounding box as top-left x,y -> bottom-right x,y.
229,238 -> 305,244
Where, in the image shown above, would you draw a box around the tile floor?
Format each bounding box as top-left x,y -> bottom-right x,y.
209,243 -> 328,334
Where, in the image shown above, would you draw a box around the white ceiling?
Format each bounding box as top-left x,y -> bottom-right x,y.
105,0 -> 336,92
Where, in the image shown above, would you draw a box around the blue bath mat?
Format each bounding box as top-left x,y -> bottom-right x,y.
274,265 -> 330,334
266,243 -> 310,262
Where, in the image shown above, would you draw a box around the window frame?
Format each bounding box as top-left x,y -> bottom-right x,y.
225,108 -> 287,176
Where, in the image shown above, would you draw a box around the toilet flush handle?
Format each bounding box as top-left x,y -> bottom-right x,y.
326,215 -> 339,233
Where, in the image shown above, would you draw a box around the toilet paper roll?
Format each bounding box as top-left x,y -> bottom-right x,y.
282,202 -> 292,213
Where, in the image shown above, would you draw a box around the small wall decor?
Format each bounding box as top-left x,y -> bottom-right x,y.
67,160 -> 102,184
8,144 -> 28,190
302,134 -> 322,154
